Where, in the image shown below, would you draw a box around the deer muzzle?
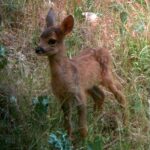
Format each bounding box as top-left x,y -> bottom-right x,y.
35,47 -> 45,54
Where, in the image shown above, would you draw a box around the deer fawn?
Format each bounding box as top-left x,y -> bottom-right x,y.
35,9 -> 127,139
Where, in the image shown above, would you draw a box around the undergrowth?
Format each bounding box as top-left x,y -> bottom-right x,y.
0,0 -> 150,149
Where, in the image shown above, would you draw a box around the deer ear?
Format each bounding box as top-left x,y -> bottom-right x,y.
61,15 -> 74,35
46,8 -> 56,27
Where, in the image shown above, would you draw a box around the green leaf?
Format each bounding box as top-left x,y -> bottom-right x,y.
120,11 -> 128,24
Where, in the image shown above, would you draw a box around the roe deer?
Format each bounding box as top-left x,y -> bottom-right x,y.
35,9 -> 127,139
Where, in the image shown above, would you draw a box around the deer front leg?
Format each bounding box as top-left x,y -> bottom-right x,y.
61,100 -> 72,139
75,93 -> 88,138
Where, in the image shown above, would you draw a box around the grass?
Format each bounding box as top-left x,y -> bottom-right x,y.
0,0 -> 150,149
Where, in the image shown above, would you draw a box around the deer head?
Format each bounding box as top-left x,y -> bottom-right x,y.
35,9 -> 74,56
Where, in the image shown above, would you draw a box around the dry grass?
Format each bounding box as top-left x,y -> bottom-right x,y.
0,0 -> 150,149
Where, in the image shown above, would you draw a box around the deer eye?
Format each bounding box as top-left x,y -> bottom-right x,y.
48,39 -> 57,45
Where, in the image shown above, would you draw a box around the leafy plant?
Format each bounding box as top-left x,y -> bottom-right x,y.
0,45 -> 7,70
120,11 -> 128,25
32,95 -> 50,116
86,0 -> 94,11
48,131 -> 72,150
1,0 -> 26,27
128,39 -> 150,75
119,11 -> 128,36
73,5 -> 83,21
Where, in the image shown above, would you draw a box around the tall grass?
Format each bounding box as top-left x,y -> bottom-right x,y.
0,0 -> 150,149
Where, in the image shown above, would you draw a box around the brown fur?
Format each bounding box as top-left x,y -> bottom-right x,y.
35,9 -> 127,139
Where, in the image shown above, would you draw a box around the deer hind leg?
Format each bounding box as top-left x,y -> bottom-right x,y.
101,72 -> 128,124
87,86 -> 105,111
75,92 -> 88,138
61,100 -> 72,139
102,72 -> 126,108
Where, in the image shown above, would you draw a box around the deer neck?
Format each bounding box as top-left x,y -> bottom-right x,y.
48,46 -> 69,78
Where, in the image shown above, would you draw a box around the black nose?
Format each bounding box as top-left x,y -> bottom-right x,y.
35,47 -> 45,54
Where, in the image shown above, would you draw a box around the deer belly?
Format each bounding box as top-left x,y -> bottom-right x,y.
79,62 -> 101,89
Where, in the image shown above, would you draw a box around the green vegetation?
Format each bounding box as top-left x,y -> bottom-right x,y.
0,0 -> 150,149
0,45 -> 7,69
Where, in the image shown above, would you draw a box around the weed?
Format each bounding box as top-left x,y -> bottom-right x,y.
48,131 -> 72,150
0,45 -> 7,70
